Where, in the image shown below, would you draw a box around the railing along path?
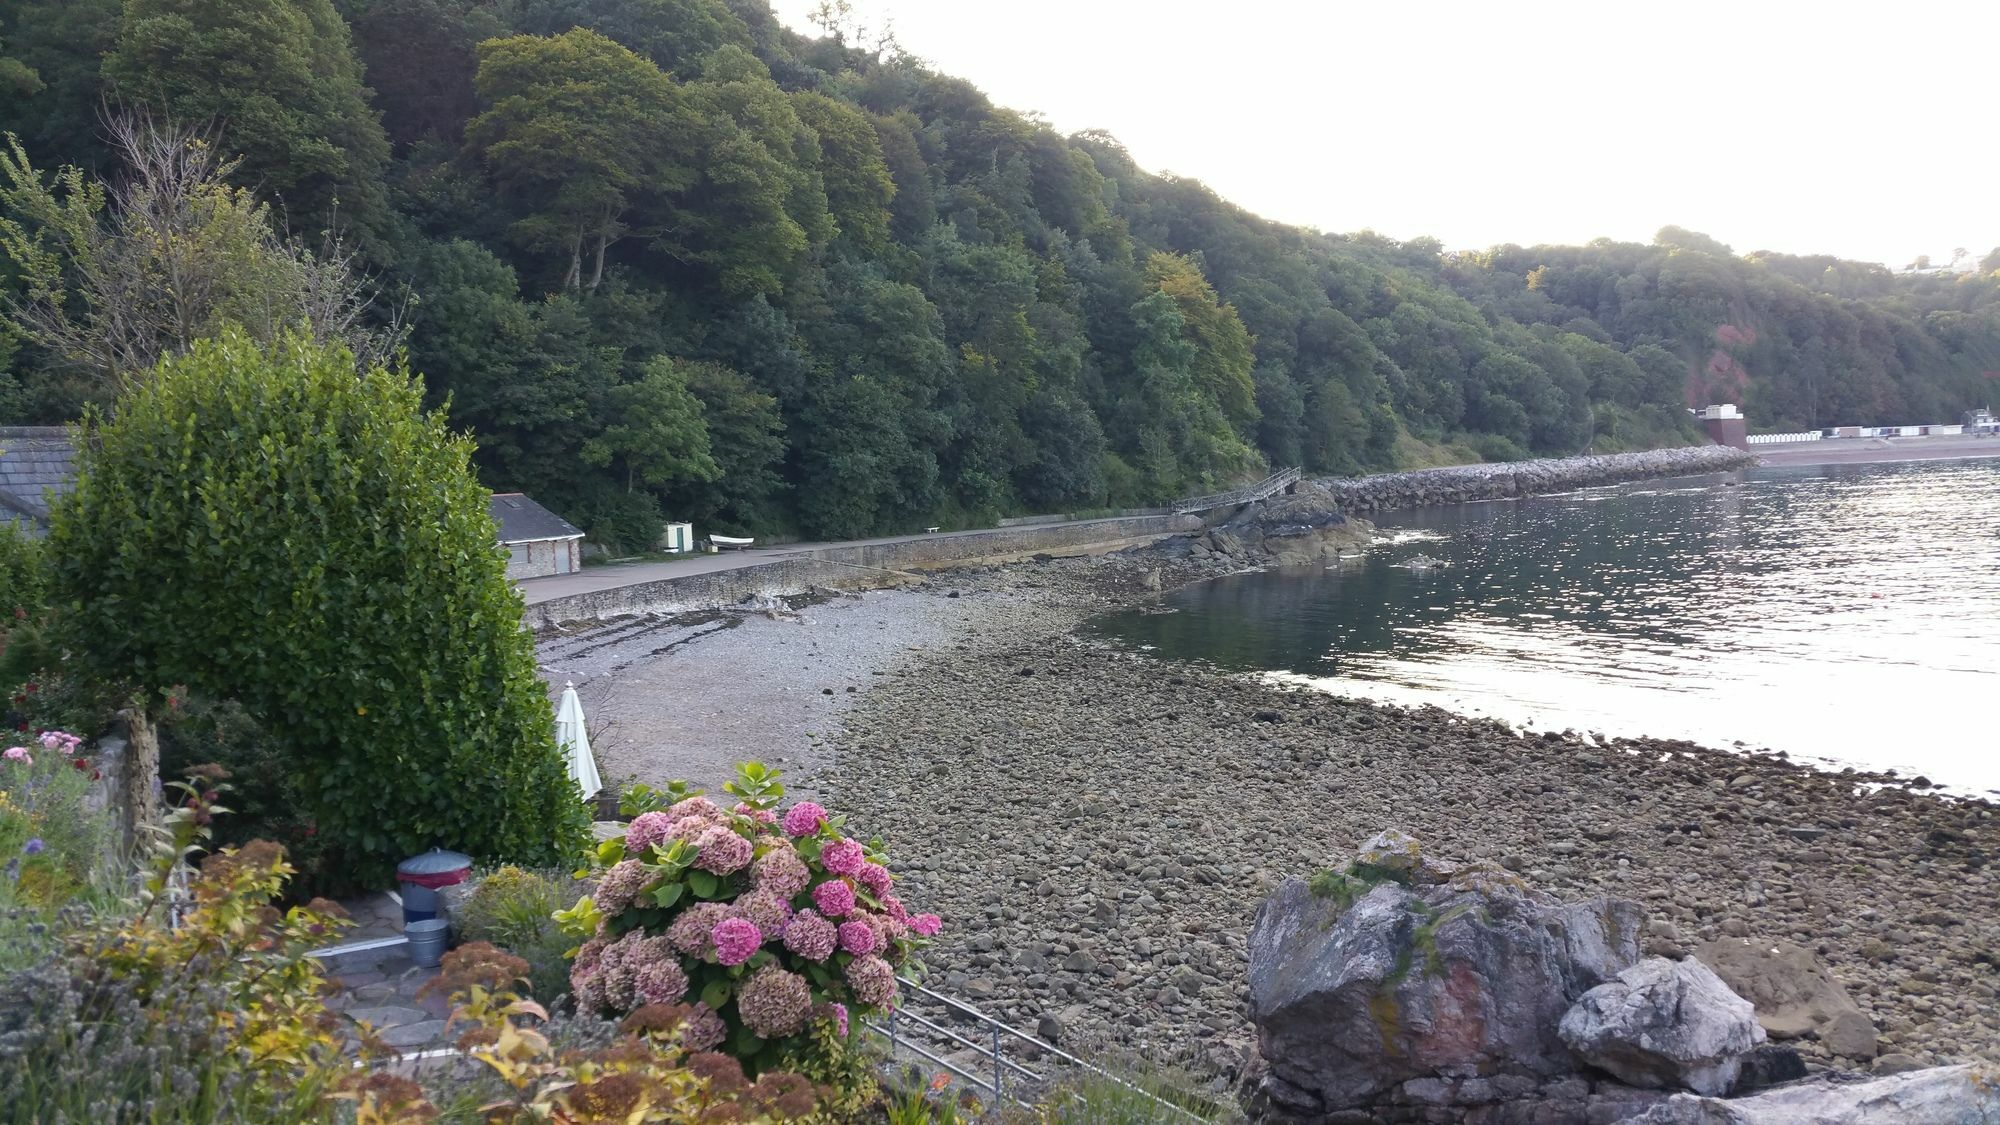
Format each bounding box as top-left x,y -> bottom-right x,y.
1170,467 -> 1301,515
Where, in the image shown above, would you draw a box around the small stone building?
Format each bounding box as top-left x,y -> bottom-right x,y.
489,493 -> 584,579
0,427 -> 77,536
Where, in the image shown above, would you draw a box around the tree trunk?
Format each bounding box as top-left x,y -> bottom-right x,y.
589,229 -> 608,292
115,707 -> 163,861
564,232 -> 583,291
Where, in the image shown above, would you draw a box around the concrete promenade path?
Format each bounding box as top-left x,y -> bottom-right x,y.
515,514 -> 1158,605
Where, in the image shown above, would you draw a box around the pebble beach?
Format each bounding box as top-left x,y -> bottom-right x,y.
543,547 -> 2000,1079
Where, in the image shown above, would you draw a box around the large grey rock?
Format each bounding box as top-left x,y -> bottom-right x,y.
1619,1063 -> 2000,1123
1693,938 -> 1878,1058
1248,832 -> 1643,1114
1560,957 -> 1766,1095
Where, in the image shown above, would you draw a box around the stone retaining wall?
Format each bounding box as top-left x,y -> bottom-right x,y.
1312,445 -> 1757,514
524,513 -> 1200,628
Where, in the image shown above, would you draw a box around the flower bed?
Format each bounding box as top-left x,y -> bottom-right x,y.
563,763 -> 941,1068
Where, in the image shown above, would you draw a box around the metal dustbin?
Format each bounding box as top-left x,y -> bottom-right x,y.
405,919 -> 450,968
396,848 -> 472,925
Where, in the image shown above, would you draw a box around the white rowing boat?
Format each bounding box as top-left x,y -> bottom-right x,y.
710,535 -> 755,550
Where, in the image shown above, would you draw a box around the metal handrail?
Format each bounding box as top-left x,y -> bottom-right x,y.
1171,467 -> 1302,514
866,976 -> 1208,1122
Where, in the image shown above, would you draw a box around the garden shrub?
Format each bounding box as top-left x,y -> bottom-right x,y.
563,762 -> 939,1083
48,328 -> 588,883
342,942 -> 818,1123
455,864 -> 588,1001
0,522 -> 45,618
154,692 -> 356,895
0,782 -> 350,1124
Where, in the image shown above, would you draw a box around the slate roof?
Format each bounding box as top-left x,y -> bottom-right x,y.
0,427 -> 77,533
489,493 -> 584,544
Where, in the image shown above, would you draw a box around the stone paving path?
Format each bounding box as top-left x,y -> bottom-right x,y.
322,890 -> 455,1055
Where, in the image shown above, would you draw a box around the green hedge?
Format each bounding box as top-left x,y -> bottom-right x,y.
49,328 -> 587,879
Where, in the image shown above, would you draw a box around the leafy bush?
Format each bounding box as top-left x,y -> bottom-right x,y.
48,328 -> 589,883
341,942 -> 818,1123
0,522 -> 45,618
153,692 -> 359,895
564,763 -> 939,1078
456,864 -> 588,1002
0,789 -> 351,1124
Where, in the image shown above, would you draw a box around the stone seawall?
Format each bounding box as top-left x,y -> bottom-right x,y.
1313,446 -> 1757,514
523,513 -> 1200,628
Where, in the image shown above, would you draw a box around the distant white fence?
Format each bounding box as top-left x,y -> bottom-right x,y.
1747,431 -> 1821,445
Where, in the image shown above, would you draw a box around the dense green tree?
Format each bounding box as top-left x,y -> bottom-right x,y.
103,0 -> 391,238
581,355 -> 720,493
51,328 -> 588,878
466,29 -> 693,291
5,0 -> 1995,541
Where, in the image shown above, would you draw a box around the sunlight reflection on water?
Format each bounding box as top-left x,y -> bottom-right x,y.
1090,460 -> 2000,794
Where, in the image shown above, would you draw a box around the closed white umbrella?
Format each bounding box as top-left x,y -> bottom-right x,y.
555,682 -> 602,800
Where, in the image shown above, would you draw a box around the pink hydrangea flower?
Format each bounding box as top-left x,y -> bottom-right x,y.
828,1001 -> 849,1037
812,879 -> 856,918
819,838 -> 866,877
667,902 -> 730,957
678,1003 -> 728,1051
693,825 -> 754,874
712,917 -> 762,966
625,811 -> 673,854
855,862 -> 891,897
633,959 -> 689,1005
845,954 -> 897,1008
781,801 -> 829,837
782,909 -> 838,961
733,889 -> 793,937
668,796 -> 723,822
592,860 -> 654,917
837,920 -> 879,956
909,913 -> 943,937
881,895 -> 909,922
750,844 -> 811,898
3,747 -> 30,766
736,964 -> 812,1038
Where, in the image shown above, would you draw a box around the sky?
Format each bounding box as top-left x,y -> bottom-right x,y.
765,0 -> 1998,270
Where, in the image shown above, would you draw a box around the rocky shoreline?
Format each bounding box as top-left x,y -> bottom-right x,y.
1301,445 -> 1757,514
807,550 -> 2000,1087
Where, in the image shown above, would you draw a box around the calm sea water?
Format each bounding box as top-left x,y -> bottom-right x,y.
1089,459 -> 2000,795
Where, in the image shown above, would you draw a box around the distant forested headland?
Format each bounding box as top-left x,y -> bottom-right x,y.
4,0 -> 1997,548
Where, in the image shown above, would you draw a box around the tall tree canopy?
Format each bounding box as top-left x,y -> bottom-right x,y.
3,0 -> 1996,550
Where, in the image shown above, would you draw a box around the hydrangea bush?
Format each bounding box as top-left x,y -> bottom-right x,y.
560,762 -> 942,1068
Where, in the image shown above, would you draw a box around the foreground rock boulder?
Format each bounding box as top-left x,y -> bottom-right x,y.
1624,1062 -> 2000,1123
1248,830 -> 1647,1118
1693,938 -> 1879,1060
1560,957 -> 1766,1095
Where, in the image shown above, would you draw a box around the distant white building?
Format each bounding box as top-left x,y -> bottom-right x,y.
1694,404 -> 1741,420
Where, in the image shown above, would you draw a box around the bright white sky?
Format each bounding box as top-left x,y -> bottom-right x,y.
767,0 -> 1998,270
